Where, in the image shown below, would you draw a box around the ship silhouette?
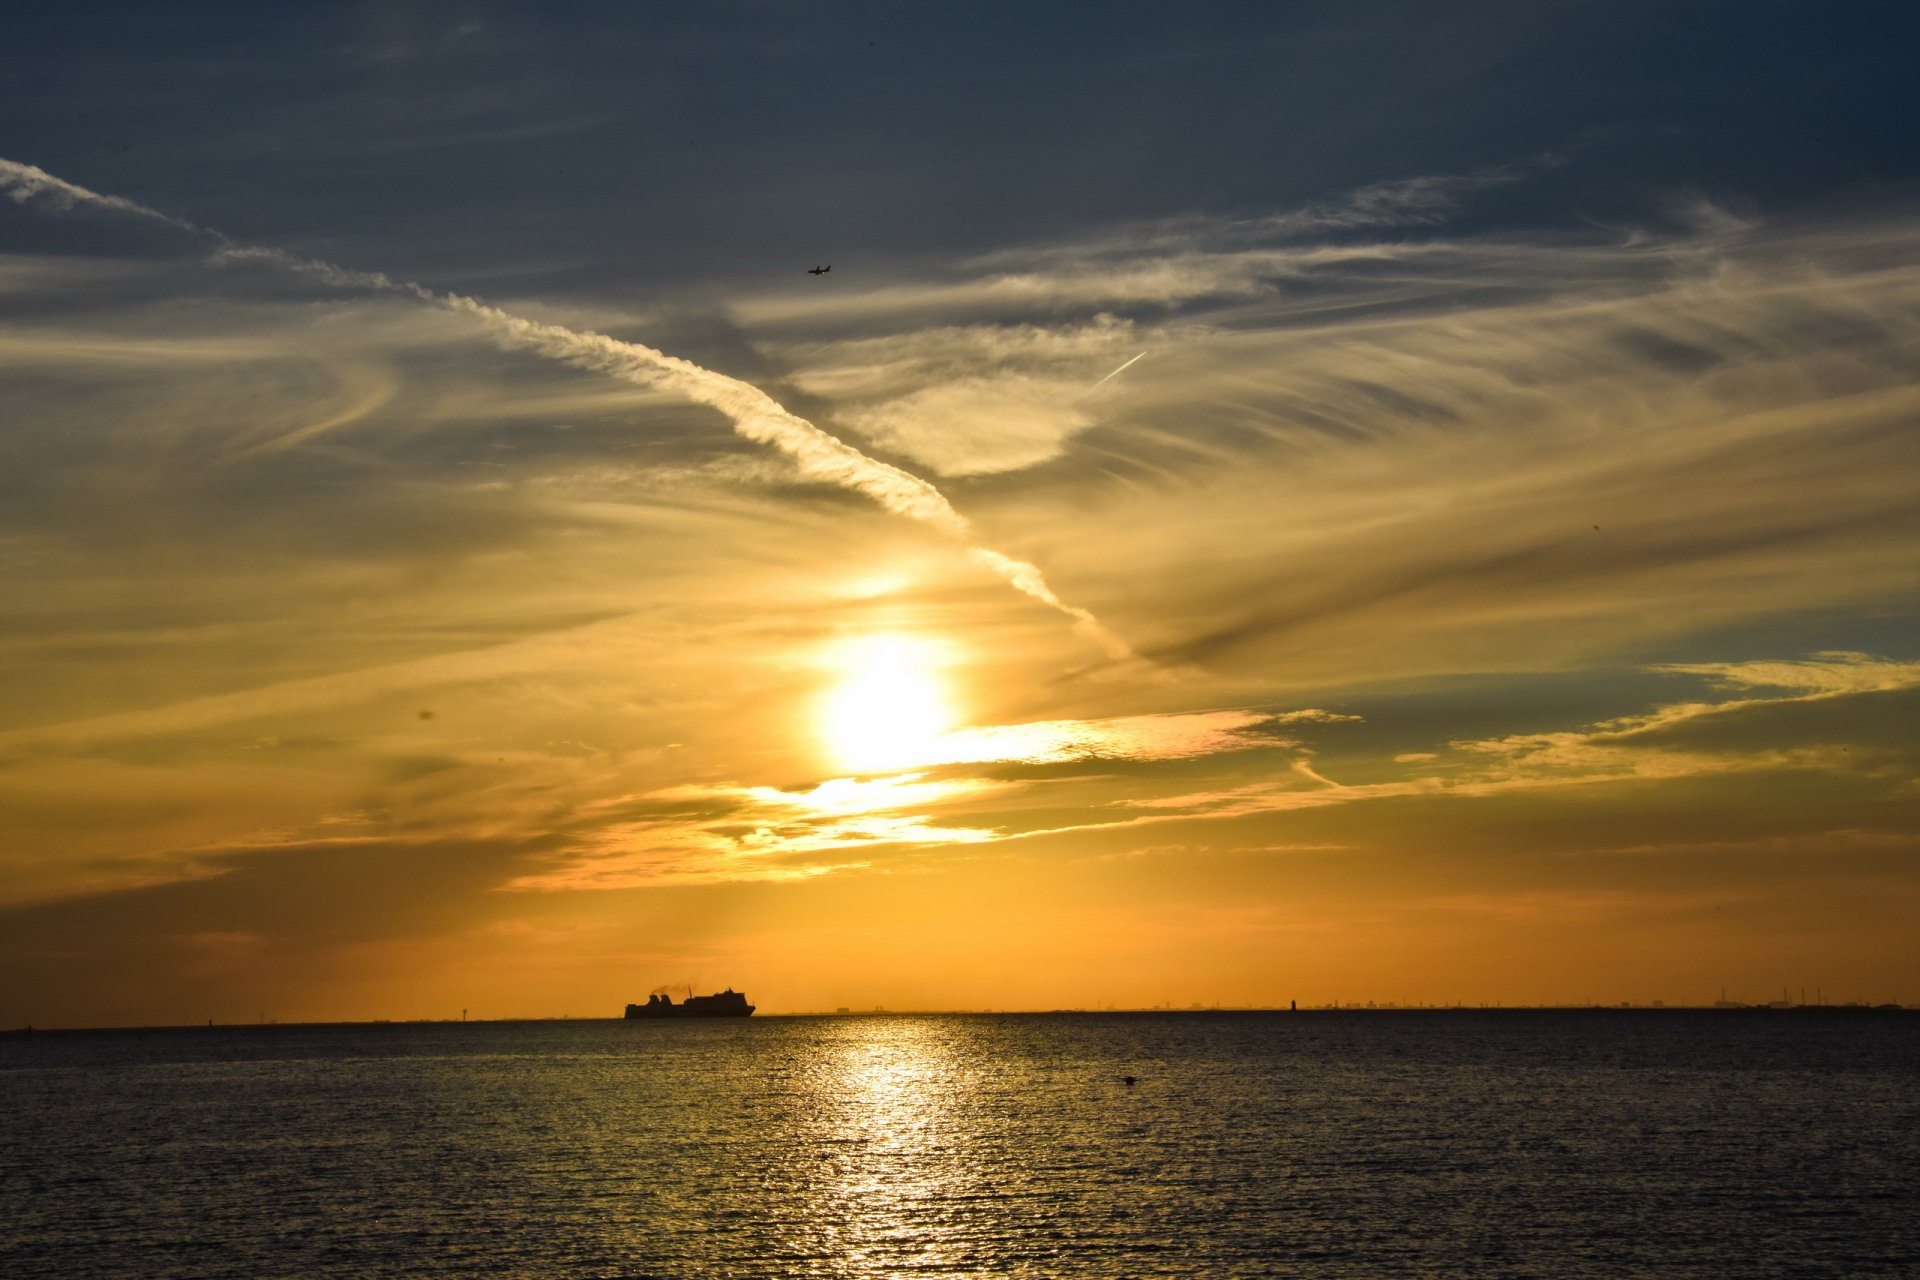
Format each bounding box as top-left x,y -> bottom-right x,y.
625,989 -> 755,1018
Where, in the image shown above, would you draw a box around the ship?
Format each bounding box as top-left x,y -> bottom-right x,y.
625,988 -> 755,1018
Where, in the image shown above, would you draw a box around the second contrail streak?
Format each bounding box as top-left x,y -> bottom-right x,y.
1086,350 -> 1146,393
1,156 -> 1131,659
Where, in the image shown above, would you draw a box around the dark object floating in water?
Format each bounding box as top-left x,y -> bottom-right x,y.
626,990 -> 755,1018
1122,1075 -> 1137,1086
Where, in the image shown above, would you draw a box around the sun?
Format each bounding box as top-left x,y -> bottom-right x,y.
821,634 -> 958,775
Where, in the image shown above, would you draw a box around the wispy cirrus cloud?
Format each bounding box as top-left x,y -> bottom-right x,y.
685,190 -> 1920,700
1,156 -> 1134,662
74,647 -> 1905,900
986,652 -> 1920,843
1649,652 -> 1920,698
508,773 -> 1003,890
1465,652 -> 1920,767
6,147 -> 1919,917
503,707 -> 1337,888
1559,828 -> 1920,860
908,708 -> 1301,769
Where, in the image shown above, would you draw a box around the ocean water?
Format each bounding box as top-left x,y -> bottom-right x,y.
3,1011 -> 1916,1278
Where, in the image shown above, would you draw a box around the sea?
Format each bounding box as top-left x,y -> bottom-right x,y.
3,1011 -> 1916,1278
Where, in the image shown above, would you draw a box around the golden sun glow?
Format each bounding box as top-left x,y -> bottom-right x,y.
821,634 -> 959,775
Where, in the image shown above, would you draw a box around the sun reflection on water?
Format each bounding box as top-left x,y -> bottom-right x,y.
803,1018 -> 981,1273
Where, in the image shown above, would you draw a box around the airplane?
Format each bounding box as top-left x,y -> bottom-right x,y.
807,264 -> 831,275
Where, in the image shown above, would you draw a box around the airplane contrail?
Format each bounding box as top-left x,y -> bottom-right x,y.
1,156 -> 217,237
1086,350 -> 1146,393
0,156 -> 1133,660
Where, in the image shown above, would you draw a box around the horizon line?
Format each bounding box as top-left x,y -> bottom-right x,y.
8,1002 -> 1915,1034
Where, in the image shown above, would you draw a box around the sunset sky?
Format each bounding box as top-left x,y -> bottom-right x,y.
5,2 -> 1919,1025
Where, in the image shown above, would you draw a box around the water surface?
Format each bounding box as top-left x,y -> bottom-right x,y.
4,1011 -> 1916,1277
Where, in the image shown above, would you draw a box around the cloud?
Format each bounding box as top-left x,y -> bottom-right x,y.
739,170 -> 1559,480
986,224 -> 1920,685
499,708 -> 1319,888
651,178 -> 1920,695
2,156 -> 1132,662
999,652 -> 1920,841
1412,887 -> 1727,924
209,252 -> 1132,658
738,158 -> 1556,333
34,152 -> 1920,695
736,242 -> 1446,329
280,652 -> 1920,889
507,773 -> 1003,890
7,149 -> 1920,916
1559,828 -> 1920,859
0,157 -> 212,235
1271,709 -> 1362,725
1648,652 -> 1920,697
780,315 -> 1144,477
1479,653 -> 1920,758
845,374 -> 1096,477
905,708 -> 1292,769
1451,652 -> 1920,781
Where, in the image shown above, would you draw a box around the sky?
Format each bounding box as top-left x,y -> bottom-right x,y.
3,1 -> 1919,1024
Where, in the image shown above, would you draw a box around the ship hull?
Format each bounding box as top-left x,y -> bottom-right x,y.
625,990 -> 754,1018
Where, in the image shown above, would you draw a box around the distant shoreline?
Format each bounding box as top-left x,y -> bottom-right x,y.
5,1004 -> 1913,1035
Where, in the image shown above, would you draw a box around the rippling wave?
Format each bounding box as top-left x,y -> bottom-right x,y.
4,1012 -> 1916,1277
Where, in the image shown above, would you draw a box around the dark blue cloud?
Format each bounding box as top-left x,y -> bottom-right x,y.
5,1 -> 1916,302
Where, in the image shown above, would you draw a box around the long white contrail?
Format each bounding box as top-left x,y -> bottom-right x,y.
1,156 -> 217,237
1,156 -> 1132,660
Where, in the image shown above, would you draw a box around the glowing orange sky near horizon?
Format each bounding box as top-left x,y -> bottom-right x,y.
4,132 -> 1920,1026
